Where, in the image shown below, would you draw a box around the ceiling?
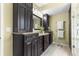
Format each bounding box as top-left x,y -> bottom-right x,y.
34,3 -> 71,16
41,3 -> 71,15
35,3 -> 48,7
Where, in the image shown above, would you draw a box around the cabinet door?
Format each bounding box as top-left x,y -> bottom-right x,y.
32,39 -> 35,56
13,34 -> 24,56
34,39 -> 38,56
32,38 -> 38,56
18,5 -> 25,32
27,4 -> 33,32
43,36 -> 47,51
43,14 -> 49,32
43,35 -> 49,51
13,3 -> 33,32
24,41 -> 32,56
49,33 -> 52,44
38,36 -> 43,56
24,6 -> 28,32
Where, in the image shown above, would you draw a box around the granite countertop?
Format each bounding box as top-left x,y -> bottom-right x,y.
13,32 -> 49,36
13,32 -> 38,35
39,33 -> 49,36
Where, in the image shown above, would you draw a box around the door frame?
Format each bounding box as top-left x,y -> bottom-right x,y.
69,4 -> 72,49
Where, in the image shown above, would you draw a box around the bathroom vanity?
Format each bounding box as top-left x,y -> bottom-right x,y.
13,32 -> 52,56
13,3 -> 52,56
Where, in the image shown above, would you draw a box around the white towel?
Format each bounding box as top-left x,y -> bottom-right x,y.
57,30 -> 64,38
57,21 -> 64,29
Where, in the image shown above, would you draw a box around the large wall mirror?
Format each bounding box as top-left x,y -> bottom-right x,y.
33,14 -> 42,30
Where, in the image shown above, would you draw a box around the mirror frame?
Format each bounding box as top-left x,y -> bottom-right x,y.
33,14 -> 42,30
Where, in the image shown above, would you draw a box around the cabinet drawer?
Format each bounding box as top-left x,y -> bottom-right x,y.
32,39 -> 38,56
24,40 -> 32,45
24,41 -> 32,56
24,33 -> 39,41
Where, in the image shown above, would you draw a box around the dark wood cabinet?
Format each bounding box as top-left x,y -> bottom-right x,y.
27,5 -> 33,32
18,5 -> 25,32
13,3 -> 33,32
32,38 -> 38,56
34,39 -> 38,56
49,32 -> 53,44
31,40 -> 35,56
24,34 -> 33,56
43,14 -> 49,32
13,33 -> 52,56
24,33 -> 38,56
24,40 -> 32,56
43,34 -> 49,51
37,36 -> 43,56
13,3 -> 52,56
13,34 -> 24,56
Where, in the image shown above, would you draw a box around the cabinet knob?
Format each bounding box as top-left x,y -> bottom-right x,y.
27,42 -> 31,45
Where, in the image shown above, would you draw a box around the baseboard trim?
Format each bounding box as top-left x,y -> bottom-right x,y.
53,41 -> 69,47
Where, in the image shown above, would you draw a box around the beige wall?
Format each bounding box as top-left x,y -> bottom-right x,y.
49,11 -> 69,45
3,3 -> 13,56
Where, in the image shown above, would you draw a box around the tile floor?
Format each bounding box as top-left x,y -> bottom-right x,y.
41,43 -> 71,56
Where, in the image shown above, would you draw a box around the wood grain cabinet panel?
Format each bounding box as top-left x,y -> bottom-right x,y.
24,41 -> 32,56
43,35 -> 49,51
32,38 -> 38,56
43,14 -> 49,32
37,36 -> 43,56
13,34 -> 24,56
13,3 -> 33,32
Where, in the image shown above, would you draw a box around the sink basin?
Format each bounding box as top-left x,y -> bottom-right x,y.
39,32 -> 49,36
